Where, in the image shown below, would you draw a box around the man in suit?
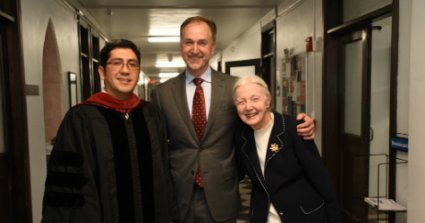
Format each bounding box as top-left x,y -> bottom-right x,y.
151,16 -> 315,223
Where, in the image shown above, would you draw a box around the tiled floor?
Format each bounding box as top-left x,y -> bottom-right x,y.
237,177 -> 251,223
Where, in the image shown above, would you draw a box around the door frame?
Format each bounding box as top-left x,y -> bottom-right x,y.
0,0 -> 33,222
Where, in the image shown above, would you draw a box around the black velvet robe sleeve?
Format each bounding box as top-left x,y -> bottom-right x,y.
42,105 -> 106,223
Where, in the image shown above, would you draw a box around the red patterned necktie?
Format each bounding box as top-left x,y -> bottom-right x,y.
192,78 -> 206,188
192,78 -> 206,140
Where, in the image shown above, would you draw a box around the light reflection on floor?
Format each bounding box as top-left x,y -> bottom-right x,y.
237,177 -> 251,223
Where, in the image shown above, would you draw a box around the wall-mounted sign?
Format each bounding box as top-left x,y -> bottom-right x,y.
391,136 -> 408,152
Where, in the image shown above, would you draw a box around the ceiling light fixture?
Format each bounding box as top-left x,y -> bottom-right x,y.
159,72 -> 179,78
155,61 -> 186,68
148,36 -> 180,43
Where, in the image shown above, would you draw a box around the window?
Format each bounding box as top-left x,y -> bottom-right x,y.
78,20 -> 100,100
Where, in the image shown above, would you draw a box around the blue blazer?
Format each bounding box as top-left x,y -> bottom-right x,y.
234,112 -> 342,223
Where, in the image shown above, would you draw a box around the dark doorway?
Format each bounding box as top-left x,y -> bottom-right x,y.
0,1 -> 33,222
261,21 -> 276,109
0,28 -> 13,223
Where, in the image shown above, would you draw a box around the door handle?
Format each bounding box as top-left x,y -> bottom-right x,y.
370,127 -> 374,142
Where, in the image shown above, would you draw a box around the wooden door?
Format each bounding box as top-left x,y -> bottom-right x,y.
0,30 -> 13,223
338,28 -> 371,223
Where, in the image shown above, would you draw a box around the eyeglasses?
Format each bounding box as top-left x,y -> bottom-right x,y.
106,59 -> 140,71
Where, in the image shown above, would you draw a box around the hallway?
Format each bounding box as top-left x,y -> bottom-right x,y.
2,0 -> 425,222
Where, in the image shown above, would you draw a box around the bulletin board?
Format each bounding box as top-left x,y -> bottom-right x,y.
281,53 -> 307,116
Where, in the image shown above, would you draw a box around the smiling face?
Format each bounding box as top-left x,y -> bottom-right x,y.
98,48 -> 140,100
180,21 -> 216,77
234,82 -> 272,130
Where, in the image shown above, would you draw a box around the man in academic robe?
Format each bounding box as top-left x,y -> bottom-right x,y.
42,39 -> 174,223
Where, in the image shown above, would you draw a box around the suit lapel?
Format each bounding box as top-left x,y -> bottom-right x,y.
265,112 -> 285,168
202,71 -> 224,140
170,73 -> 198,141
240,126 -> 265,183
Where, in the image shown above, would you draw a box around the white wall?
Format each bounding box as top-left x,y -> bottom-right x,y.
275,0 -> 323,149
343,0 -> 392,21
210,10 -> 275,72
20,0 -> 80,221
407,0 -> 425,222
394,1 -> 412,222
218,21 -> 262,68
368,16 -> 392,202
397,1 -> 411,136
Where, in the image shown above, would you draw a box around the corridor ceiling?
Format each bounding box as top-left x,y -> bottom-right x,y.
65,0 -> 284,80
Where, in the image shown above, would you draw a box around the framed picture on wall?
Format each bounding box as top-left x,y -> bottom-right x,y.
225,59 -> 261,77
68,71 -> 78,107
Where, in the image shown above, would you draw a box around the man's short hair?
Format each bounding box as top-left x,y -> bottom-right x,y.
180,16 -> 217,42
99,39 -> 141,67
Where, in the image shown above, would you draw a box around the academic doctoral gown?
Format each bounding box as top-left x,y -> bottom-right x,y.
42,93 -> 173,223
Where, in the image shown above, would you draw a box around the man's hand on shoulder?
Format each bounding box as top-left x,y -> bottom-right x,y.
296,113 -> 315,140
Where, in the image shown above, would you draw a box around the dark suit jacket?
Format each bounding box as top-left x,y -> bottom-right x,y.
151,69 -> 240,222
234,111 -> 342,223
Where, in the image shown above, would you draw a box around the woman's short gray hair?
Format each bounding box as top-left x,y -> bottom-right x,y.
232,75 -> 271,101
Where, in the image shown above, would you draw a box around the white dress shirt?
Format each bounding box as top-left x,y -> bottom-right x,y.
185,68 -> 212,119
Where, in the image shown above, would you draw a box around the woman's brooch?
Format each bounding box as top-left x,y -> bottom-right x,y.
269,143 -> 280,153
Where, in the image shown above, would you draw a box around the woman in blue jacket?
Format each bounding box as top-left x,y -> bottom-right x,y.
232,75 -> 341,223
